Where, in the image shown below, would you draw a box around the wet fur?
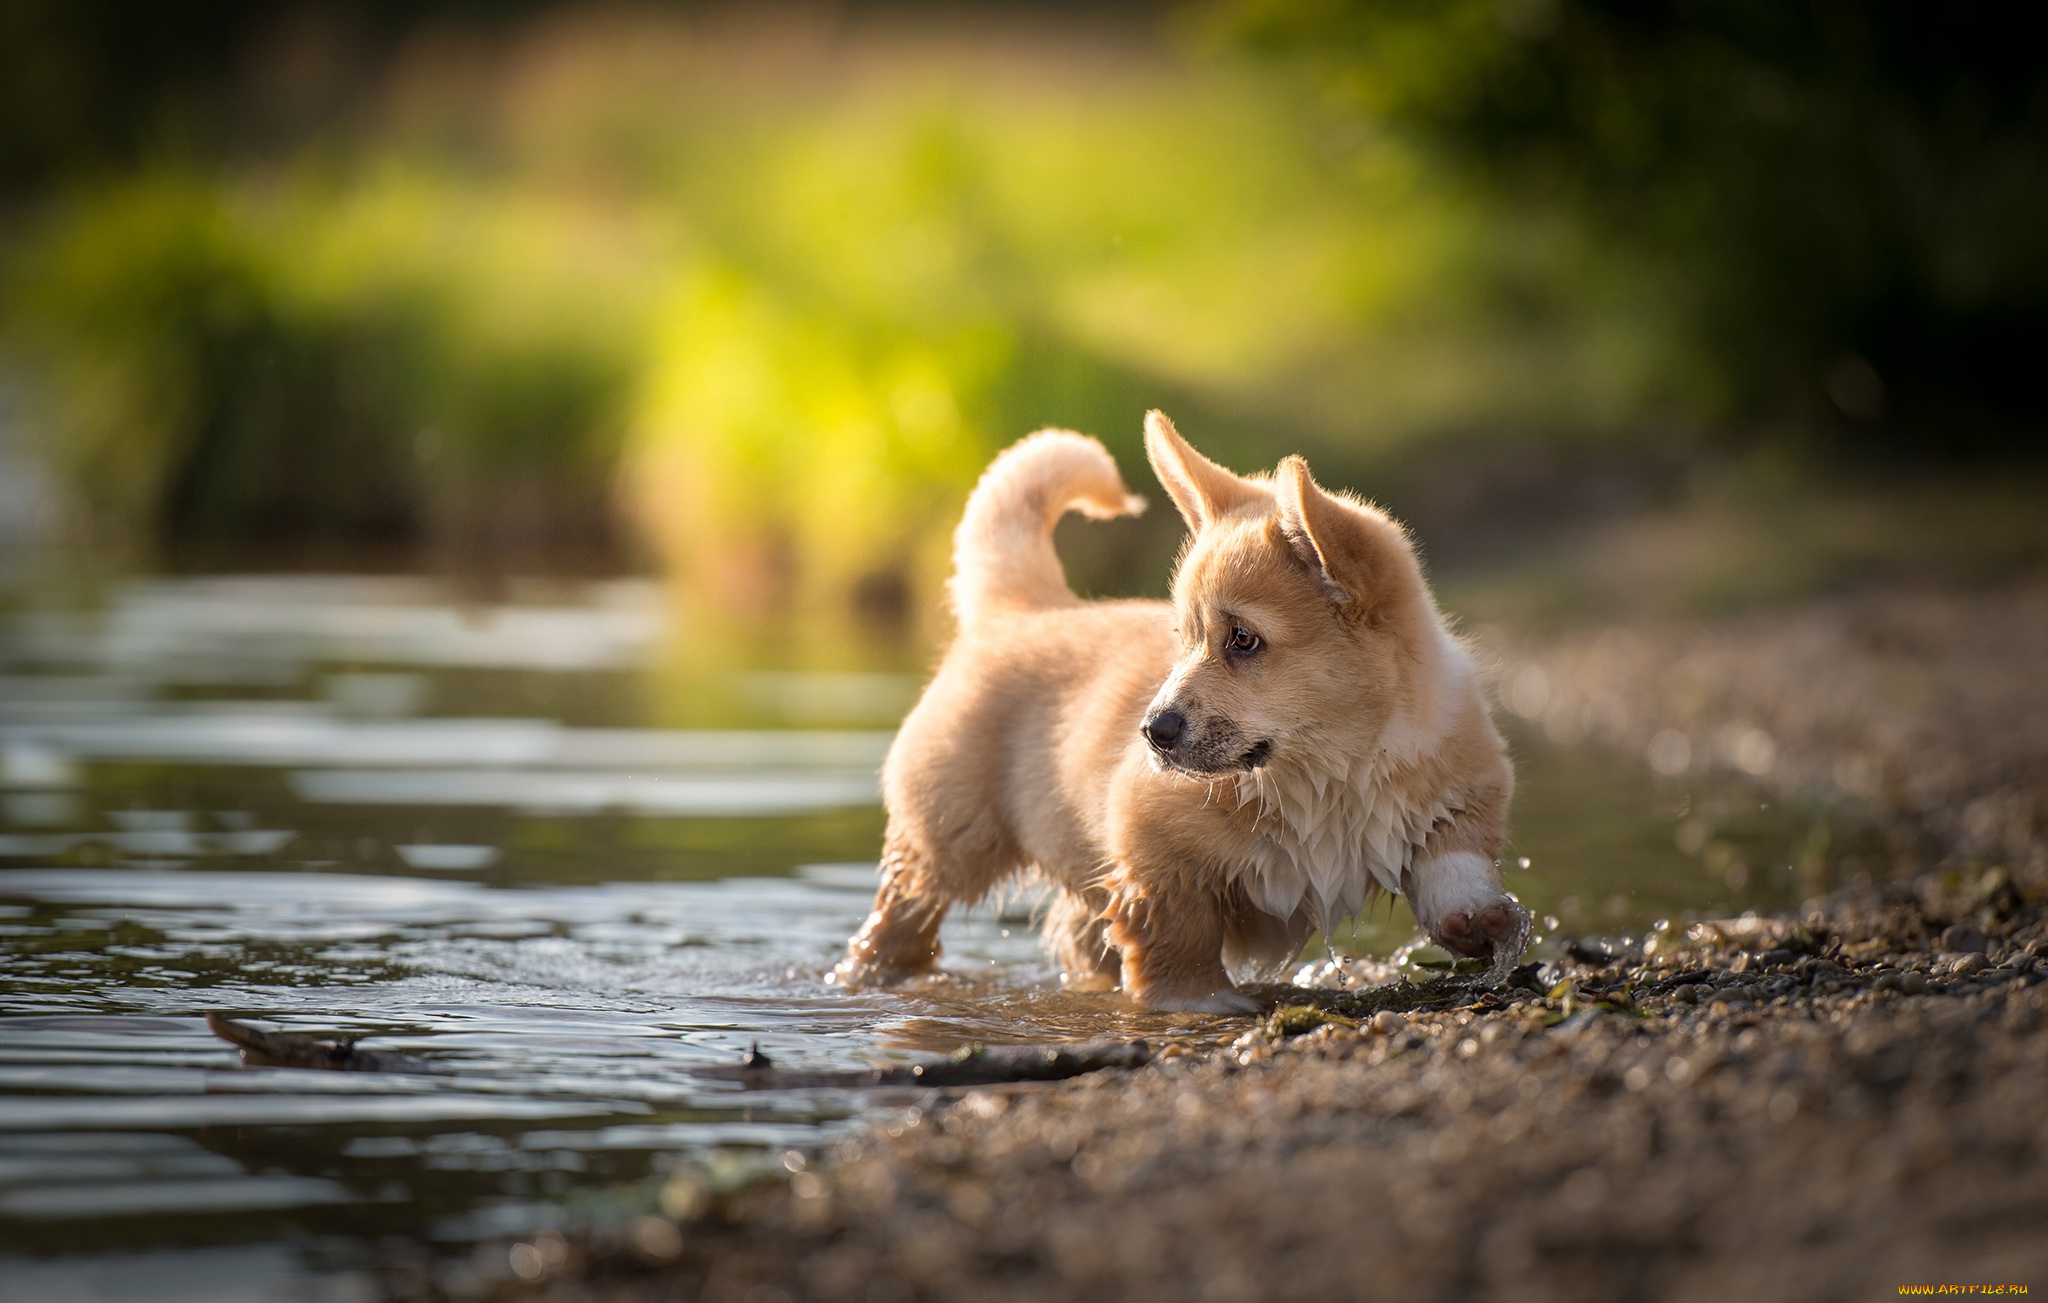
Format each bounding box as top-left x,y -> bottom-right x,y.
836,415 -> 1519,1012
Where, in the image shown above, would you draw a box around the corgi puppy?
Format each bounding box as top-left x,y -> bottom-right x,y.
834,412 -> 1523,1013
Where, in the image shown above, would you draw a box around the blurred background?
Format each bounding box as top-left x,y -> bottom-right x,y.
2,0 -> 2041,651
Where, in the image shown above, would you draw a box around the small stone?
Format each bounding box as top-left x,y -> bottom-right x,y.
1761,948 -> 1797,966
1872,973 -> 1903,993
1670,984 -> 1699,1005
1899,970 -> 1928,995
1709,988 -> 1751,1006
2001,953 -> 2036,975
1370,1011 -> 1407,1035
1949,953 -> 1988,979
1939,924 -> 1987,955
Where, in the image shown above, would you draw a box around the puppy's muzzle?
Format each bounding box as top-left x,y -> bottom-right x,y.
1141,708 -> 1186,755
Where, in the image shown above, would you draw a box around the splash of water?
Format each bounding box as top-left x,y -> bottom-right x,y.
1482,902 -> 1536,986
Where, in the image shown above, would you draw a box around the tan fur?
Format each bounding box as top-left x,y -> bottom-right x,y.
836,415 -> 1520,1013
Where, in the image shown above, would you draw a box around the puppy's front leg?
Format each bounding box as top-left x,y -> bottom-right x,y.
1104,866 -> 1258,1015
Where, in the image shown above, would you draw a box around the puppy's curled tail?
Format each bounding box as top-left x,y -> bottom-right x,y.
949,430 -> 1145,628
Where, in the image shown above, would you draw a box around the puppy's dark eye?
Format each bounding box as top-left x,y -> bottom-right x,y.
1227,626 -> 1262,655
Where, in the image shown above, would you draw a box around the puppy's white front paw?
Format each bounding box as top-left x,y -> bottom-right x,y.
1436,901 -> 1533,961
1410,850 -> 1528,963
1141,986 -> 1260,1016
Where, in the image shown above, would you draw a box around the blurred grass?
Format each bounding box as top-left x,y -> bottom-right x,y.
1,11 -> 1697,644
9,166 -> 651,562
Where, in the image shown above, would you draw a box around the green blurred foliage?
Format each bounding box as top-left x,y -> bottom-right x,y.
1224,0 -> 2048,450
2,10 -> 1687,635
9,167 -> 650,560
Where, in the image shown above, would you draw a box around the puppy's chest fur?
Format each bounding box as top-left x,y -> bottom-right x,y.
1225,750 -> 1452,930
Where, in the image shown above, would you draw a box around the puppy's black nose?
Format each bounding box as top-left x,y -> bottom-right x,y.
1142,708 -> 1186,753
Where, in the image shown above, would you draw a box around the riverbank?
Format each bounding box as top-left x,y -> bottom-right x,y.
1490,576 -> 2048,888
433,575 -> 2048,1303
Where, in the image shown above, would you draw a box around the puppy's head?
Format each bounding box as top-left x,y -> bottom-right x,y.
1138,411 -> 1438,777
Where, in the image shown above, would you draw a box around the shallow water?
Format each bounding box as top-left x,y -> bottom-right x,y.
0,570 -> 1823,1298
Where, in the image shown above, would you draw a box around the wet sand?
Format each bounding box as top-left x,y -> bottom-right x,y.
434,577 -> 2048,1303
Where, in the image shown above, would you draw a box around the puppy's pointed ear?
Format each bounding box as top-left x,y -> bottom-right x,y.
1275,455 -> 1414,614
1143,411 -> 1262,532
1274,456 -> 1352,604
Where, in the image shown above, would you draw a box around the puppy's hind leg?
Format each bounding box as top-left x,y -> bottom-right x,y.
1042,886 -> 1119,992
833,834 -> 948,988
